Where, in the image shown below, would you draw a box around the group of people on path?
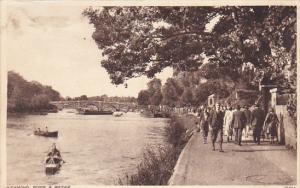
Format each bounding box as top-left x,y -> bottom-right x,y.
197,103 -> 279,152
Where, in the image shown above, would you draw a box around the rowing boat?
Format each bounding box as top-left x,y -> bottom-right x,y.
45,156 -> 63,174
34,131 -> 58,137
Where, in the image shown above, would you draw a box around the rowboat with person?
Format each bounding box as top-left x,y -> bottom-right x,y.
45,143 -> 65,174
34,127 -> 58,138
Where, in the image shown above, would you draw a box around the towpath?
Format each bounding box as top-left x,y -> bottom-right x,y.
169,132 -> 297,185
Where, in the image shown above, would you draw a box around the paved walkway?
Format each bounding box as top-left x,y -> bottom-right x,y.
169,132 -> 297,185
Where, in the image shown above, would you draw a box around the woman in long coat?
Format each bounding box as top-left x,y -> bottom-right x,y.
263,108 -> 279,144
199,110 -> 209,144
223,106 -> 233,142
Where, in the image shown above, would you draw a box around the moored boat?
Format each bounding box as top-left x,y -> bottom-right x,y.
139,109 -> 170,118
140,110 -> 154,118
153,112 -> 170,118
80,110 -> 113,115
47,109 -> 58,113
113,111 -> 123,117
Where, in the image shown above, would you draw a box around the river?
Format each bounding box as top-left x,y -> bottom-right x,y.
7,109 -> 169,185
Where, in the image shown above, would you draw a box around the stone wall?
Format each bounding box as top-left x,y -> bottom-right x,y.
275,105 -> 297,150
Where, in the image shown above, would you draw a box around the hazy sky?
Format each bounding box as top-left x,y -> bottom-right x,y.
2,3 -> 173,98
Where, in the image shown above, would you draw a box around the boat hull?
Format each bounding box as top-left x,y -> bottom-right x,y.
113,112 -> 123,117
79,110 -> 113,115
154,112 -> 170,118
34,131 -> 58,137
140,110 -> 170,118
45,163 -> 61,174
45,157 -> 62,175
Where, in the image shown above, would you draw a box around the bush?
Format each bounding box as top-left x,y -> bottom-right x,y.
165,116 -> 187,147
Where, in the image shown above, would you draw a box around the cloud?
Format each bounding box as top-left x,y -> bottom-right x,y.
4,5 -> 173,97
5,7 -> 70,33
28,16 -> 70,28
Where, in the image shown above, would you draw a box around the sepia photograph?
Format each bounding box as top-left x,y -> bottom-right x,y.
0,1 -> 298,187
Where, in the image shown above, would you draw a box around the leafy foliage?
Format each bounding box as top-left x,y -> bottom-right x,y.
161,78 -> 183,107
85,6 -> 296,120
137,90 -> 151,106
7,71 -> 61,112
83,6 -> 296,89
137,78 -> 163,106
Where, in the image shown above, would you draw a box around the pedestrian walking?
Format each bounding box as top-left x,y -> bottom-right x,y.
223,106 -> 233,142
251,104 -> 265,145
200,110 -> 209,144
263,108 -> 279,144
231,104 -> 246,146
243,105 -> 252,140
208,103 -> 224,152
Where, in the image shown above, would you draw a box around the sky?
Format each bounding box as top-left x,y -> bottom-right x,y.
2,3 -> 173,98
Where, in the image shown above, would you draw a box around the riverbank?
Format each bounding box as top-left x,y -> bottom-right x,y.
169,131 -> 297,185
119,114 -> 198,185
7,109 -> 59,116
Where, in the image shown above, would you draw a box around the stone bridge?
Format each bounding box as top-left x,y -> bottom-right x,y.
50,101 -> 137,111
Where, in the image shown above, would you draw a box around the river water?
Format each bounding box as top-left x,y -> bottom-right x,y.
7,109 -> 169,185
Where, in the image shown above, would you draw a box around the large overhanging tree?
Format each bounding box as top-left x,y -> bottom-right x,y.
83,6 -> 296,91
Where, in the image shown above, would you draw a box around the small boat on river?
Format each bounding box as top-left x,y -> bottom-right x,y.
153,111 -> 170,118
45,156 -> 63,174
34,131 -> 58,138
113,111 -> 123,117
77,107 -> 113,115
140,109 -> 170,118
79,109 -> 113,115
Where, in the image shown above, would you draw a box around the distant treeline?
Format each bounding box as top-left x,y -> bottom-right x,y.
63,95 -> 136,103
7,71 -> 61,113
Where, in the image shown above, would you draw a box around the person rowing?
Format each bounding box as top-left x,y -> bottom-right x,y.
46,143 -> 65,164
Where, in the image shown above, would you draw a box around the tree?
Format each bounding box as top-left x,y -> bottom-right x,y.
161,78 -> 183,107
150,90 -> 163,106
180,87 -> 194,106
137,90 -> 150,105
43,86 -> 61,101
137,78 -> 163,106
193,80 -> 231,105
31,94 -> 50,110
79,95 -> 88,100
100,94 -> 108,101
147,78 -> 163,105
7,71 -> 61,112
83,6 -> 296,89
147,78 -> 162,93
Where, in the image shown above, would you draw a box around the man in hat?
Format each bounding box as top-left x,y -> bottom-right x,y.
251,104 -> 265,144
231,104 -> 246,146
209,103 -> 224,152
243,105 -> 252,139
